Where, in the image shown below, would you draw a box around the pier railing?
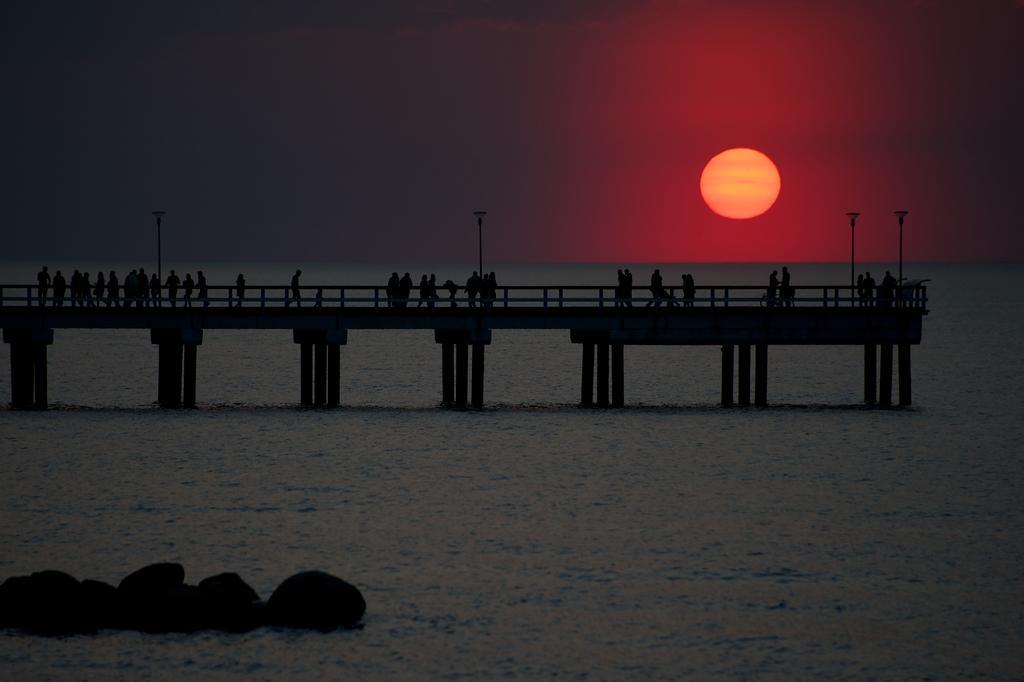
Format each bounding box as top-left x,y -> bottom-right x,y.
0,284 -> 928,310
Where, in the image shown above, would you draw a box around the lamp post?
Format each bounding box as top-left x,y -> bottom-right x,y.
152,211 -> 167,282
846,212 -> 859,307
473,211 -> 487,276
894,210 -> 908,285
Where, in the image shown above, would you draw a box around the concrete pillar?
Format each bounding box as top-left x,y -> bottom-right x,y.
864,344 -> 877,405
183,344 -> 197,408
31,343 -> 47,410
611,343 -> 624,407
738,343 -> 751,406
898,343 -> 912,406
327,344 -> 341,407
754,343 -> 768,407
471,342 -> 485,408
581,342 -> 594,406
7,339 -> 34,409
441,341 -> 454,405
455,342 -> 468,408
721,344 -> 734,406
299,342 -> 312,406
313,342 -> 327,407
596,342 -> 609,407
879,343 -> 893,406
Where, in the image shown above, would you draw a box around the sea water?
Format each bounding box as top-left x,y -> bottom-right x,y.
1,262 -> 1022,679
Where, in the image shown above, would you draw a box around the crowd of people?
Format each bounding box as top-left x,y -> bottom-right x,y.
32,266 -> 208,308
22,266 -> 907,309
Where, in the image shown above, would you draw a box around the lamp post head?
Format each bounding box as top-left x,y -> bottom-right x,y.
152,210 -> 166,225
845,212 -> 860,227
894,210 -> 908,226
473,210 -> 487,223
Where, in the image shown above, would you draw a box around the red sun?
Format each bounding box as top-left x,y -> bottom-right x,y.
700,148 -> 781,219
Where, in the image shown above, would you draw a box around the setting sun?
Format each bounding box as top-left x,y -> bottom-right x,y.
700,148 -> 781,220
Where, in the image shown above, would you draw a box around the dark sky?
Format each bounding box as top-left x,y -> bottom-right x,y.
4,0 -> 1022,263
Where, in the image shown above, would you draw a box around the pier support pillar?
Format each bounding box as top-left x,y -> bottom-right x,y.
754,343 -> 768,407
313,342 -> 327,407
327,344 -> 340,407
738,344 -> 751,406
152,329 -> 201,408
455,342 -> 468,407
471,343 -> 485,409
596,342 -> 609,407
436,330 -> 490,409
441,341 -> 454,405
183,344 -> 197,408
898,343 -> 912,406
4,328 -> 53,410
721,344 -> 734,406
294,329 -> 347,408
581,342 -> 594,406
299,341 -> 312,406
611,343 -> 624,407
879,343 -> 893,406
864,344 -> 877,405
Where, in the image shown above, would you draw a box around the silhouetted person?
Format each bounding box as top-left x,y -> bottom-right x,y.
94,271 -> 106,306
781,266 -> 793,306
150,272 -> 161,307
37,266 -> 50,306
623,269 -> 633,307
465,271 -> 481,307
863,272 -> 876,307
428,274 -> 439,307
646,269 -> 664,307
197,271 -> 209,308
444,279 -> 458,307
138,268 -> 150,308
314,287 -> 323,308
856,273 -> 866,306
82,272 -> 94,307
235,273 -> 245,307
615,269 -> 626,307
288,269 -> 302,307
386,272 -> 400,307
183,273 -> 194,307
485,272 -> 498,308
880,271 -> 896,308
124,270 -> 136,308
417,275 -> 430,308
166,270 -> 180,308
397,272 -> 412,308
768,270 -> 779,306
107,270 -> 119,307
682,274 -> 696,307
70,270 -> 82,307
52,270 -> 66,307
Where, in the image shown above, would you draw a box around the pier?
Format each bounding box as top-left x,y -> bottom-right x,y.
1,283 -> 927,410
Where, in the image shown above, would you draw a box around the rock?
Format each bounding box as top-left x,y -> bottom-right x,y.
267,571 -> 365,629
197,573 -> 263,632
117,562 -> 185,597
79,579 -> 118,631
0,570 -> 84,634
198,573 -> 260,606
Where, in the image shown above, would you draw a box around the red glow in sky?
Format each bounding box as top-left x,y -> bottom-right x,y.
4,1 -> 1023,263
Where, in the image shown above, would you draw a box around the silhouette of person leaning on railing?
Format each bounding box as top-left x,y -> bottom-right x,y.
150,272 -> 161,307
766,270 -> 779,307
646,269 -> 664,307
94,271 -> 106,307
781,266 -> 794,307
443,279 -> 458,307
465,271 -> 480,308
182,273 -> 194,307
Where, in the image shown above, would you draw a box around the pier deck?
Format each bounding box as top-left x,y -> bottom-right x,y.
1,284 -> 927,410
